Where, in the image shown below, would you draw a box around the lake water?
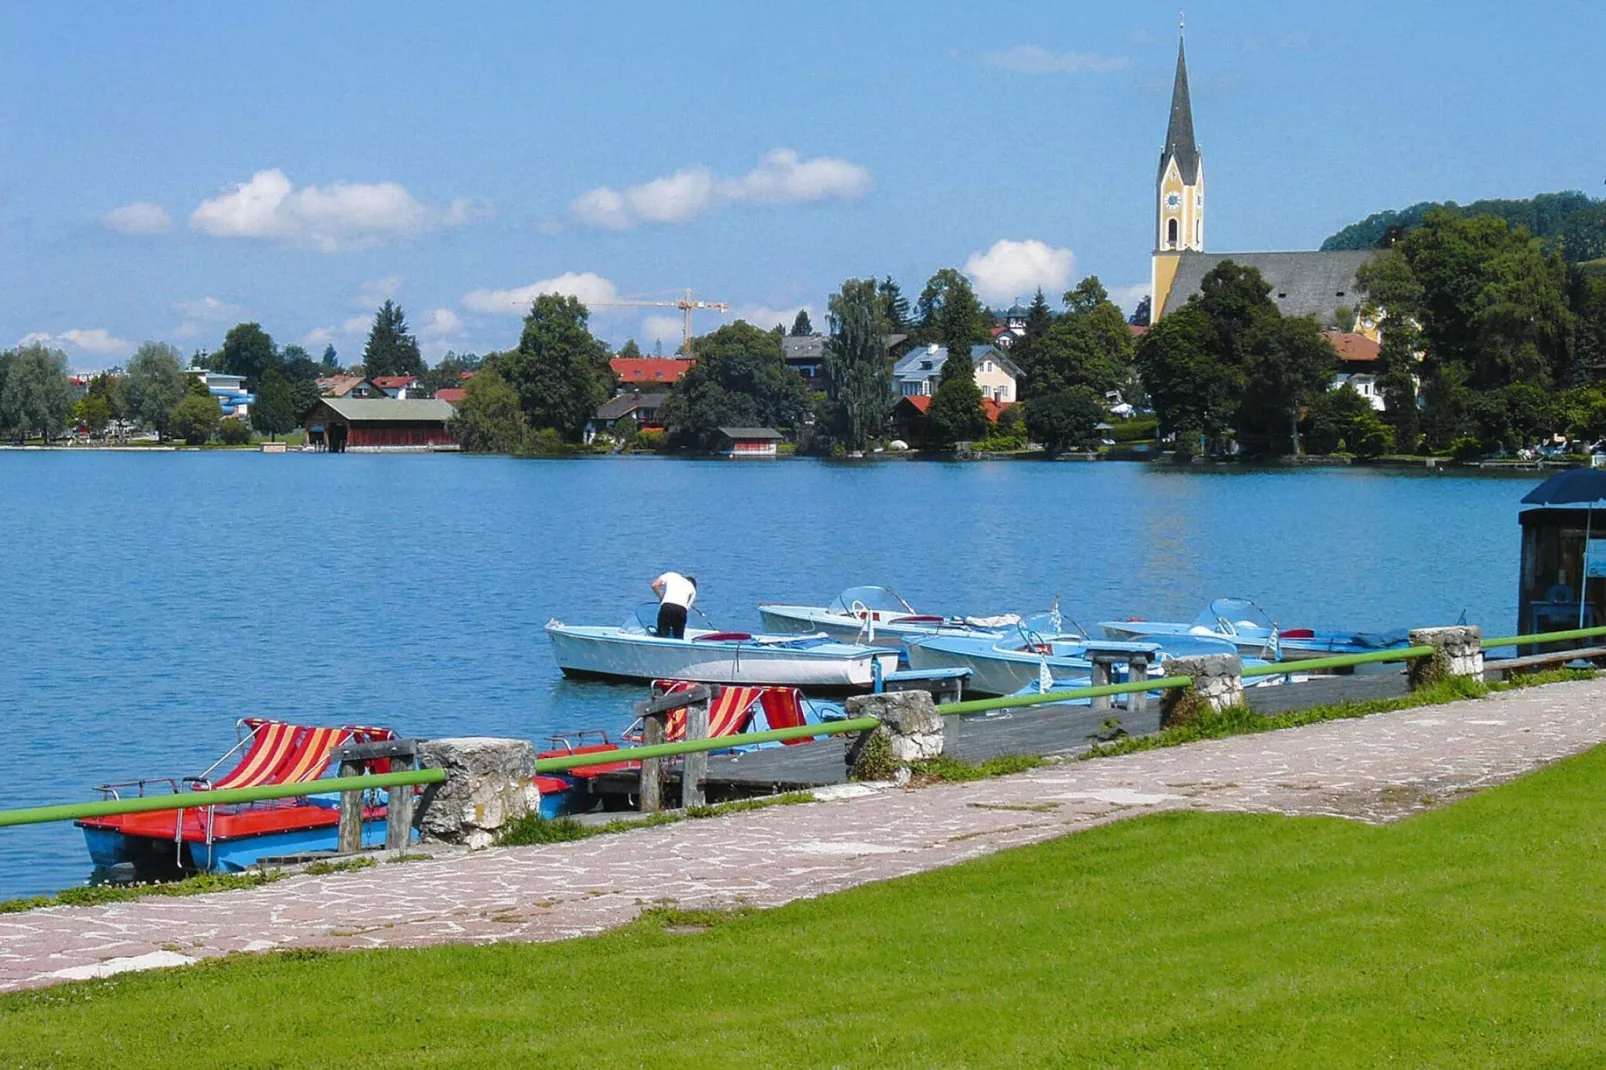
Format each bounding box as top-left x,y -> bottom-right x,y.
0,453 -> 1533,898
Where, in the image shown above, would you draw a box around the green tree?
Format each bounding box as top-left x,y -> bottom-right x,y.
448,367 -> 528,453
278,343 -> 322,383
420,351 -> 483,396
71,394 -> 112,436
1023,277 -> 1134,401
1305,385 -> 1393,458
1025,386 -> 1104,453
1129,295 -> 1152,326
167,380 -> 222,445
252,369 -> 296,440
616,339 -> 643,359
214,323 -> 279,388
917,268 -> 988,352
660,321 -> 812,451
117,342 -> 188,440
499,294 -> 612,440
790,309 -> 814,336
1239,316 -> 1338,455
924,345 -> 988,448
878,276 -> 911,333
1135,305 -> 1239,452
362,300 -> 425,378
0,343 -> 74,441
289,379 -> 322,423
321,344 -> 339,371
821,278 -> 893,451
1012,289 -> 1055,383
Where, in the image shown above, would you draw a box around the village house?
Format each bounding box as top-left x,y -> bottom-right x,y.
610,357 -> 692,392
716,426 -> 783,458
1325,331 -> 1386,411
315,375 -> 385,399
371,375 -> 420,399
303,398 -> 456,452
585,392 -> 667,443
780,335 -> 826,390
892,344 -> 1020,405
187,369 -> 254,419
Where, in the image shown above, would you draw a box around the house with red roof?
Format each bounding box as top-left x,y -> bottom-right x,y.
611,357 -> 693,391
1323,330 -> 1385,411
371,375 -> 419,399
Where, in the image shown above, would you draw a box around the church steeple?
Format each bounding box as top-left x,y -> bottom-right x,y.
1154,28 -> 1204,254
1160,37 -> 1200,185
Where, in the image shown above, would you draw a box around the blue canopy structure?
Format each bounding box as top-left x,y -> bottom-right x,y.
1521,469 -> 1606,508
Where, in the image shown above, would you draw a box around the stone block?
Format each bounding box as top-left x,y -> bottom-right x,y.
1159,653 -> 1245,727
1407,625 -> 1484,688
845,690 -> 944,767
416,737 -> 542,849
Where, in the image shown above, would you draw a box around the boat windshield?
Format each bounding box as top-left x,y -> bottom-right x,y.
826,586 -> 916,616
1195,597 -> 1274,635
624,603 -> 662,634
1019,608 -> 1086,639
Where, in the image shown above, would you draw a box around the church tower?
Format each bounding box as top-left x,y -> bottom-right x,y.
1150,32 -> 1203,323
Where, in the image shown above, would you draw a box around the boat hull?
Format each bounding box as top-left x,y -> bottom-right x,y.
81,814 -> 399,877
546,625 -> 899,689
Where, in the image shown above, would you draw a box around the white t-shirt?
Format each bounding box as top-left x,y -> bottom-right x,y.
655,571 -> 696,610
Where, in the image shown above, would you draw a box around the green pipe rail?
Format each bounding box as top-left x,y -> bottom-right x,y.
1242,645 -> 1435,677
533,717 -> 879,773
1482,624 -> 1606,650
937,676 -> 1193,717
0,768 -> 445,830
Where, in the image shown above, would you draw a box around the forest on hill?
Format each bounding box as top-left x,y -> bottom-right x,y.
1322,191 -> 1606,264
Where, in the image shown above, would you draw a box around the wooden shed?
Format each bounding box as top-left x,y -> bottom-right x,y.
305,398 -> 456,452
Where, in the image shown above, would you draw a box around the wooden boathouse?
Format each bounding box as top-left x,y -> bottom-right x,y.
304,398 -> 457,452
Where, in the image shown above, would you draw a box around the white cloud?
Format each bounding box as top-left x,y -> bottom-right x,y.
18,328 -> 134,359
964,239 -> 1077,304
356,275 -> 403,308
188,169 -> 474,252
732,304 -> 811,332
640,315 -> 685,349
570,148 -> 872,230
173,296 -> 244,322
103,201 -> 172,234
462,271 -> 619,315
301,327 -> 335,349
417,308 -> 466,361
1105,282 -> 1151,316
982,44 -> 1129,73
341,314 -> 373,335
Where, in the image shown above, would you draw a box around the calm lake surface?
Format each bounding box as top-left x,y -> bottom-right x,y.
0,453 -> 1532,898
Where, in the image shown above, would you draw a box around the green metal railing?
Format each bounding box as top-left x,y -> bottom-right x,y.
1481,624 -> 1606,650
937,676 -> 1192,717
533,718 -> 878,773
1242,645 -> 1434,677
0,768 -> 445,830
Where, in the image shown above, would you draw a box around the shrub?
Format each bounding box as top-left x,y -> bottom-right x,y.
167,393 -> 221,445
628,428 -> 667,453
217,419 -> 253,445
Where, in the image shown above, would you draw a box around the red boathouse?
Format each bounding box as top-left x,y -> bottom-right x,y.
304,398 -> 457,452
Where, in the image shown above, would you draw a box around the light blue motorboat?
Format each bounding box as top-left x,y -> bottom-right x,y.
1098,597 -> 1411,660
757,585 -> 1035,649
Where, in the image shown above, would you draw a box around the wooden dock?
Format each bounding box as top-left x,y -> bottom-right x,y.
584,670 -> 1412,801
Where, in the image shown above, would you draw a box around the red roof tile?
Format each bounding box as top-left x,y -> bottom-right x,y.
1128,323 -> 1149,337
1322,331 -> 1381,363
434,388 -> 467,405
611,357 -> 693,384
370,375 -> 417,389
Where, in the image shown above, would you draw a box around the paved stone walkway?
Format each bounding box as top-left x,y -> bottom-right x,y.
5,679 -> 1606,993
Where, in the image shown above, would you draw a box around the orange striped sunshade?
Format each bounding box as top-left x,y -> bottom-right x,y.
206,722 -> 346,790
664,685 -> 762,742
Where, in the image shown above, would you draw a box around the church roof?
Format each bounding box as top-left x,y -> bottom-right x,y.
1159,38 -> 1201,185
1159,250 -> 1381,323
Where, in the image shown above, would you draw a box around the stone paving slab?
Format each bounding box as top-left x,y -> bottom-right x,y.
4,679 -> 1605,994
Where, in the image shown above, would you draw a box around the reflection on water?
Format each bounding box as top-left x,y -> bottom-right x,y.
0,453 -> 1529,897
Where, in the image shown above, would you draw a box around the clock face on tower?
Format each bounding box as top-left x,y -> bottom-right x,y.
1166,193 -> 1181,208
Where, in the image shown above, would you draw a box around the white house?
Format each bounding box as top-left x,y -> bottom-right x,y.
1323,331 -> 1385,412
891,344 -> 1020,405
187,369 -> 253,419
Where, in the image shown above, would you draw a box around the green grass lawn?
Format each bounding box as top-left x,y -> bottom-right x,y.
7,746 -> 1606,1066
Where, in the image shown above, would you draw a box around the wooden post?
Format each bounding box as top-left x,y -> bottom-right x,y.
681,689 -> 712,809
1128,655 -> 1150,717
1089,658 -> 1112,712
640,711 -> 664,813
337,758 -> 364,854
385,761 -> 414,853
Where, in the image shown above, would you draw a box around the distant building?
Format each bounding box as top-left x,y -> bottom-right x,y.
716,426 -> 783,458
586,392 -> 668,443
316,375 -> 384,399
187,369 -> 254,419
303,398 -> 456,452
370,375 -> 419,399
892,344 -> 1020,405
780,335 -> 826,390
892,395 -> 1013,439
1147,33 -> 1381,331
611,357 -> 692,391
988,303 -> 1030,348
1325,331 -> 1386,411
433,387 -> 468,406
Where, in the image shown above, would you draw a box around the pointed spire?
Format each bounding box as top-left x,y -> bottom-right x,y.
1160,34 -> 1200,184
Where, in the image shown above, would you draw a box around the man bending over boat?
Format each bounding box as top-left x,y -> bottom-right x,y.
651,571 -> 697,639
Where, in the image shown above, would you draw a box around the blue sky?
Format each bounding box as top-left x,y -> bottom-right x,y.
3,0 -> 1602,370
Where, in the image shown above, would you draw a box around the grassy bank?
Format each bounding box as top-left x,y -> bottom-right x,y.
7,737 -> 1606,1064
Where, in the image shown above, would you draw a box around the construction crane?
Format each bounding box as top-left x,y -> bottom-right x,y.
593,289 -> 731,356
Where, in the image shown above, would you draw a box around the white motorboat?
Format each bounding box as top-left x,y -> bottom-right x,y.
545,605 -> 900,690
758,585 -> 1031,648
